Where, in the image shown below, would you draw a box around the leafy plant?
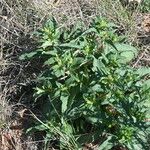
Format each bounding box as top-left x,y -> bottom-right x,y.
20,17 -> 150,150
139,0 -> 150,13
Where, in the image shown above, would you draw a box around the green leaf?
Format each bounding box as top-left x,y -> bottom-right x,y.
143,79 -> 150,90
142,80 -> 150,113
35,87 -> 46,95
19,51 -> 38,60
93,57 -> 108,74
41,41 -> 53,49
42,50 -> 57,55
61,93 -> 69,113
44,58 -> 55,65
62,122 -> 73,135
98,135 -> 114,150
26,124 -> 48,134
115,43 -> 138,63
59,42 -> 83,49
82,27 -> 98,35
136,67 -> 150,77
105,39 -> 118,50
92,84 -> 103,92
46,17 -> 57,30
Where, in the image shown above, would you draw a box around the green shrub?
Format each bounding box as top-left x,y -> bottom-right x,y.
20,17 -> 150,150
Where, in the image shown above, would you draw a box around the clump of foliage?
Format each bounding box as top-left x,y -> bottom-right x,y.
139,0 -> 150,12
20,17 -> 150,150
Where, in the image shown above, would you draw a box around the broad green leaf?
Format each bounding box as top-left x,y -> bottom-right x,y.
92,84 -> 103,92
41,41 -> 53,49
115,43 -> 138,63
136,67 -> 150,77
143,79 -> 150,90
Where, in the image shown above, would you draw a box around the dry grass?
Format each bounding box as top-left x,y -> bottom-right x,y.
0,0 -> 149,149
0,0 -> 43,149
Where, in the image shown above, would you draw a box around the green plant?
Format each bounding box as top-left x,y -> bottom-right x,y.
139,0 -> 150,12
20,17 -> 150,150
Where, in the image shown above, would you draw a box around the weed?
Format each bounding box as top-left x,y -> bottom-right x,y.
139,0 -> 150,13
20,17 -> 150,150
